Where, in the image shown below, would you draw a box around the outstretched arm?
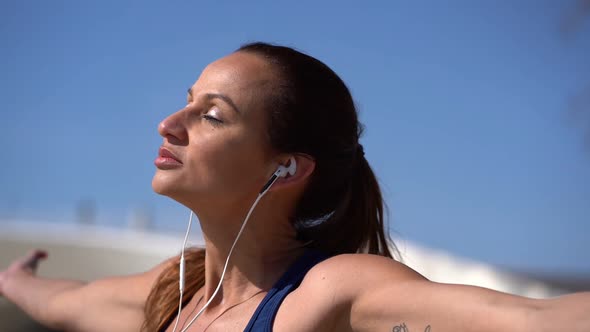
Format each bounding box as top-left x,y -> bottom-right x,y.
323,254 -> 590,332
355,277 -> 590,332
0,249 -> 176,332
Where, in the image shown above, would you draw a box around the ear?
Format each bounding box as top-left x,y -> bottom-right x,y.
270,153 -> 315,191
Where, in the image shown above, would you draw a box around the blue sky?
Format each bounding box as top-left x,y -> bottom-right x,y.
1,1 -> 589,277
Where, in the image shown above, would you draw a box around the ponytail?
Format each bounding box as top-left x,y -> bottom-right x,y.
354,154 -> 395,257
295,150 -> 396,258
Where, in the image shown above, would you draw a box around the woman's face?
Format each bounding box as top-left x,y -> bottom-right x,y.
152,52 -> 278,208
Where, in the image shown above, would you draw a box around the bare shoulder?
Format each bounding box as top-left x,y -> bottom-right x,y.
303,254 -> 426,295
314,253 -> 422,276
275,254 -> 426,331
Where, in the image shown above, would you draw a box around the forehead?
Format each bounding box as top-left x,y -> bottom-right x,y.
190,52 -> 276,107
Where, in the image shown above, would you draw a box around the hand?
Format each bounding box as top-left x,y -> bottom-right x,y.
0,249 -> 48,297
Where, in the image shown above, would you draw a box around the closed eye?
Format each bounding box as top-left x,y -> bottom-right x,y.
202,114 -> 223,126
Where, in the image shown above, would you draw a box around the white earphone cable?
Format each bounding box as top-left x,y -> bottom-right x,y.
173,174 -> 279,332
171,210 -> 195,332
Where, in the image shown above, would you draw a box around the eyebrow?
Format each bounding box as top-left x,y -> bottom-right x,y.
187,88 -> 241,114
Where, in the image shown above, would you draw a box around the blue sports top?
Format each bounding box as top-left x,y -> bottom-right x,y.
243,249 -> 329,331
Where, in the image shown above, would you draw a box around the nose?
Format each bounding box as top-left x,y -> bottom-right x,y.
158,109 -> 188,144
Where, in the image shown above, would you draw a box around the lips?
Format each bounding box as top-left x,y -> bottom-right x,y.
154,147 -> 183,169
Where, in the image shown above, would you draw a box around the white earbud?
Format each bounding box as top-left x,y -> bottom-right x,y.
275,156 -> 297,178
259,156 -> 297,194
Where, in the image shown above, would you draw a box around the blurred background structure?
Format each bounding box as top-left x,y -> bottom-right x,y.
1,0 -> 589,300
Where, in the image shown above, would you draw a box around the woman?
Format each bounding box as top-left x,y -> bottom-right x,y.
1,42 -> 589,332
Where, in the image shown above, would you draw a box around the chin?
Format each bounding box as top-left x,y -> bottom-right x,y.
151,171 -> 178,196
151,172 -> 201,208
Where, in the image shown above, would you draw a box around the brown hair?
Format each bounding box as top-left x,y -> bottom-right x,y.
142,42 -> 397,331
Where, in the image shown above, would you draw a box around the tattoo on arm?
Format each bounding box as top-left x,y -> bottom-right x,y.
392,323 -> 432,332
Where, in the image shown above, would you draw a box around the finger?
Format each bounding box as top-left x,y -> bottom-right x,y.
32,249 -> 48,261
23,249 -> 48,271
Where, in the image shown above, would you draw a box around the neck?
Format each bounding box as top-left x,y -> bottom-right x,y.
191,192 -> 305,307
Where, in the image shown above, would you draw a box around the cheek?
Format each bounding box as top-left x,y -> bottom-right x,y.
188,131 -> 269,194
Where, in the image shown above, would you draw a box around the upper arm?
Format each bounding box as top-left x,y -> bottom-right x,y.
353,278 -> 540,332
50,255 -> 178,332
322,254 -> 542,332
